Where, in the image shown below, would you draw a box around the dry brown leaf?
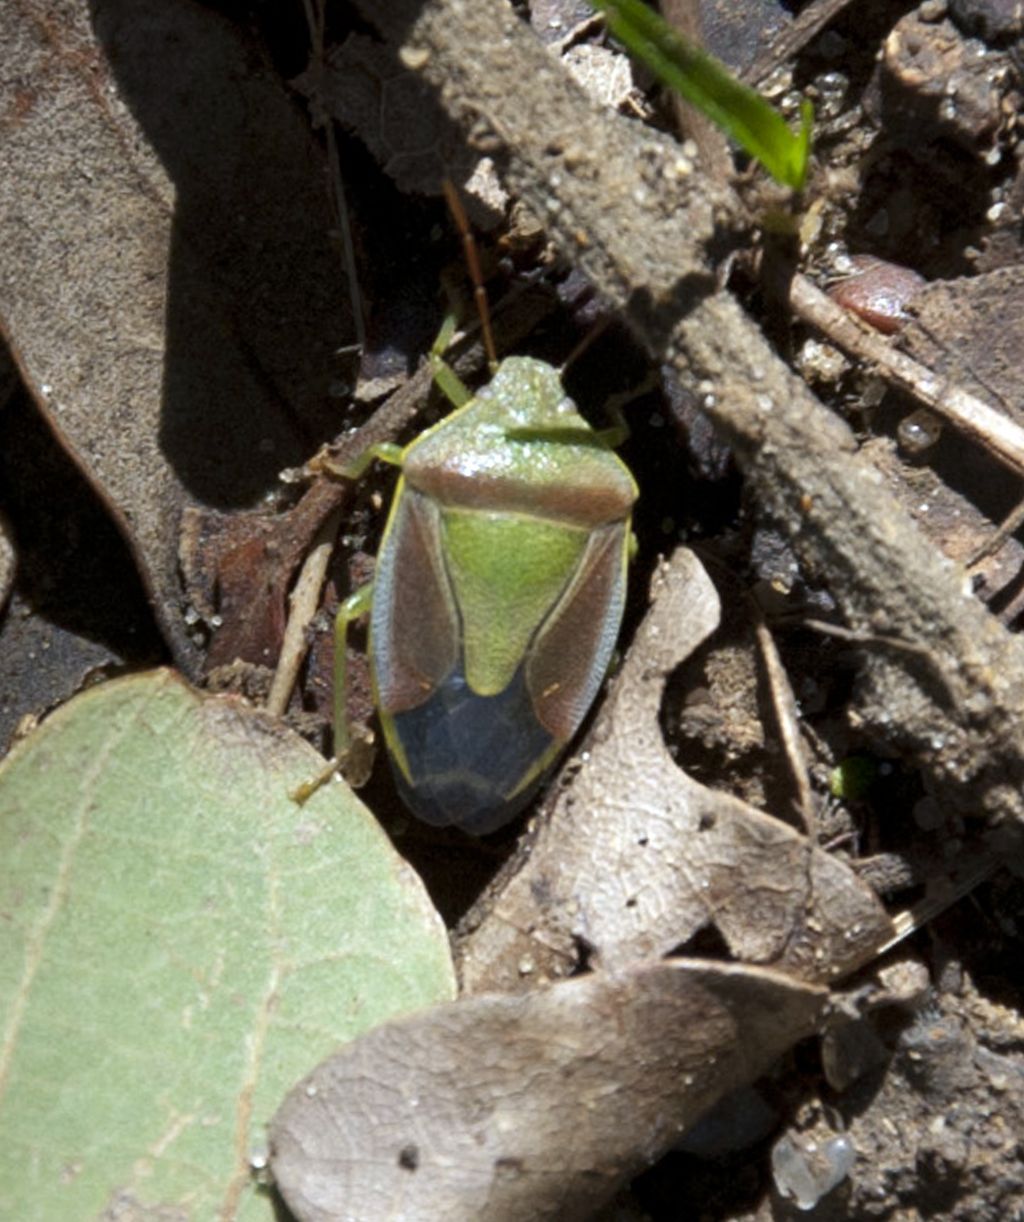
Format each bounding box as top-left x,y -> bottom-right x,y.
180,480 -> 345,675
458,549 -> 895,993
903,267 -> 1024,429
269,958 -> 827,1222
0,390 -> 165,751
859,436 -> 1024,625
297,34 -> 487,213
0,2 -> 349,672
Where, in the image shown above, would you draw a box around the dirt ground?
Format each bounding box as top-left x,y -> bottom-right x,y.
3,1 -> 1024,1219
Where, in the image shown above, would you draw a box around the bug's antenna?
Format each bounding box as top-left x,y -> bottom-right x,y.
442,179 -> 499,373
560,315 -> 612,377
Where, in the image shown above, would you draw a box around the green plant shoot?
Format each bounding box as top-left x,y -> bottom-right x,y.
590,0 -> 813,190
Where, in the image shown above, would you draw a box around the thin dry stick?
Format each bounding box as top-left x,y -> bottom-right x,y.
968,492 -> 1024,567
880,851 -> 999,954
790,271 -> 1024,479
751,607 -> 816,834
266,504 -> 344,719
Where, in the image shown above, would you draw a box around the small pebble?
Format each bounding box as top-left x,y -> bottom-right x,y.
771,1132 -> 856,1209
898,408 -> 943,454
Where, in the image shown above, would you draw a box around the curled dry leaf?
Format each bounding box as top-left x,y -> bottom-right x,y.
458,549 -> 895,993
269,959 -> 827,1222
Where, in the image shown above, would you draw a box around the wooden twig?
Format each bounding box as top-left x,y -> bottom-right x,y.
266,504 -> 343,719
751,605 -> 817,835
968,492 -> 1024,567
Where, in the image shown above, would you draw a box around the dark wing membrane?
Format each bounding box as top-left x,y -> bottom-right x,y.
371,487 -> 459,716
525,521 -> 629,741
385,663 -> 558,835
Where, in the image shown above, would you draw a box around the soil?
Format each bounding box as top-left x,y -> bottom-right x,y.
3,1 -> 1024,1219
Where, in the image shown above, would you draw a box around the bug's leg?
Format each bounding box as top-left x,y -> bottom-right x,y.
430,312 -> 474,409
330,582 -> 374,767
290,581 -> 375,803
593,374 -> 659,449
313,439 -> 404,483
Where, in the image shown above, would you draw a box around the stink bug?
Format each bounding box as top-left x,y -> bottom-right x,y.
306,189 -> 637,833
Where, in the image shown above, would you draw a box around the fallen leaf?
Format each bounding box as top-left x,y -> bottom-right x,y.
0,2 -> 350,672
0,670 -> 454,1220
0,386 -> 166,752
297,34 -> 501,225
269,959 -> 826,1222
180,481 -> 345,675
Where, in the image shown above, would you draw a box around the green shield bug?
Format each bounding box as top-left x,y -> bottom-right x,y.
308,187 -> 638,834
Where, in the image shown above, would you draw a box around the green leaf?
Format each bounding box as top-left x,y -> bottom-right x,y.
589,0 -> 813,189
0,670 -> 455,1220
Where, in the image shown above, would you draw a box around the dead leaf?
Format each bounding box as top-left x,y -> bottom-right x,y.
297,34 -> 483,210
269,959 -> 827,1222
180,480 -> 346,675
458,549 -> 895,992
0,2 -> 350,672
0,389 -> 164,751
903,267 -> 1024,430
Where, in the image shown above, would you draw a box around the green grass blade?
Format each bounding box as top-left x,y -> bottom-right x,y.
590,0 -> 813,189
